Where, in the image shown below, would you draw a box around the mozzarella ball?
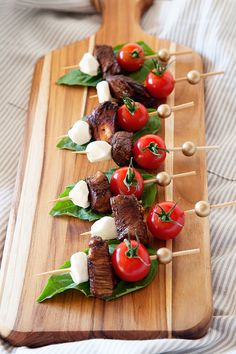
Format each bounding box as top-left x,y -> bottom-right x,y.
96,81 -> 112,103
79,53 -> 100,76
70,252 -> 88,284
85,141 -> 112,163
91,216 -> 117,240
69,180 -> 90,208
68,120 -> 92,145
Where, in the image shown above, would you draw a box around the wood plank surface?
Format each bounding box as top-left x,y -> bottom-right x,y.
0,0 -> 212,346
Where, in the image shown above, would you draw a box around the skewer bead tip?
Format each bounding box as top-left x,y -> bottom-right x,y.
187,70 -> 201,84
182,141 -> 197,156
157,247 -> 173,264
157,48 -> 170,62
157,104 -> 172,118
195,201 -> 211,217
156,171 -> 171,187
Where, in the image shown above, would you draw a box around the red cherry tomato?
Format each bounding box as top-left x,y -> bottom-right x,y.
117,99 -> 149,132
112,240 -> 151,282
110,165 -> 144,199
117,43 -> 145,72
147,201 -> 185,240
146,69 -> 175,98
132,134 -> 167,169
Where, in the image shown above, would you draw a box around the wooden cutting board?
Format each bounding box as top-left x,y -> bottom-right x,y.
0,0 -> 212,347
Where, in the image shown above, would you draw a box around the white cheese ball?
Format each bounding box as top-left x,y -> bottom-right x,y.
68,120 -> 91,146
96,81 -> 112,103
85,141 -> 112,163
70,252 -> 88,284
91,216 -> 117,240
69,180 -> 90,208
79,53 -> 100,76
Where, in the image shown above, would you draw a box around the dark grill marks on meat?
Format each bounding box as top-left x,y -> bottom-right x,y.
94,45 -> 122,78
85,171 -> 112,213
88,236 -> 116,299
111,131 -> 133,166
110,195 -> 148,244
107,74 -> 162,108
87,101 -> 118,144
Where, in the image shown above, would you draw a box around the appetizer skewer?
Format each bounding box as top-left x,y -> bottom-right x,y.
52,169 -> 196,207
72,134 -> 219,167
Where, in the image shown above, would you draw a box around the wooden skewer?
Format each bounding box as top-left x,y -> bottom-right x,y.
175,70 -> 224,84
143,170 -> 196,185
145,49 -> 192,60
149,248 -> 200,261
36,268 -> 71,276
57,134 -> 68,139
185,200 -> 236,217
80,231 -> 92,237
149,101 -> 194,118
51,196 -> 71,202
170,145 -> 220,151
36,247 -> 200,276
64,64 -> 80,70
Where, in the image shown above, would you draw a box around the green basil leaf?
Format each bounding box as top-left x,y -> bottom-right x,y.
133,109 -> 161,142
37,260 -> 91,303
141,182 -> 157,209
50,184 -> 110,221
56,136 -> 89,151
108,239 -> 120,255
129,58 -> 155,83
57,69 -> 102,87
104,167 -> 118,181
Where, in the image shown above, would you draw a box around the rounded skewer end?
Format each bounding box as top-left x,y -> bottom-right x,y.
187,70 -> 201,85
195,200 -> 211,217
157,48 -> 170,63
156,247 -> 173,264
157,104 -> 172,119
156,171 -> 172,187
182,141 -> 197,156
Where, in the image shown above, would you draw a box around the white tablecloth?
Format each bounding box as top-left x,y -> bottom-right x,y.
0,0 -> 236,353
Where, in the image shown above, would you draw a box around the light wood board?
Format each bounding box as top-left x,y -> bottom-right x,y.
0,0 -> 212,346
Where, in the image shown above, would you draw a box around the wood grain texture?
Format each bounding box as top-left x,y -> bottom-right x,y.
0,0 -> 212,346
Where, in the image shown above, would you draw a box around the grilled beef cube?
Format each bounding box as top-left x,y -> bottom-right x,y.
107,74 -> 160,108
87,101 -> 118,144
110,195 -> 148,244
86,171 -> 111,213
88,236 -> 116,298
94,45 -> 122,78
111,131 -> 133,166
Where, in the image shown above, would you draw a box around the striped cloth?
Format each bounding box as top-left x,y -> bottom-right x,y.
0,0 -> 236,353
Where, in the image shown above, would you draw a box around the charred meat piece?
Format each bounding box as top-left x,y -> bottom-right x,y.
111,131 -> 133,166
110,195 -> 148,244
88,236 -> 116,299
107,74 -> 162,108
94,45 -> 122,78
86,171 -> 112,213
87,101 -> 118,144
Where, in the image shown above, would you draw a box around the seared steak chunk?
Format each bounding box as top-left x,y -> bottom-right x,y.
94,45 -> 122,78
110,195 -> 148,244
111,131 -> 133,166
107,74 -> 160,108
88,236 -> 116,298
87,101 -> 118,144
86,171 -> 111,213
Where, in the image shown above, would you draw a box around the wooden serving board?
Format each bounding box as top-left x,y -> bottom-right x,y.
0,0 -> 212,346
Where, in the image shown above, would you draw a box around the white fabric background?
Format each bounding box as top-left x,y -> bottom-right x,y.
0,0 -> 236,353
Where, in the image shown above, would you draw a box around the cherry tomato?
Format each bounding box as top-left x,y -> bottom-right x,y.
117,98 -> 149,132
146,69 -> 175,98
110,165 -> 144,199
132,134 -> 167,169
112,240 -> 151,282
117,43 -> 145,72
147,201 -> 185,240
